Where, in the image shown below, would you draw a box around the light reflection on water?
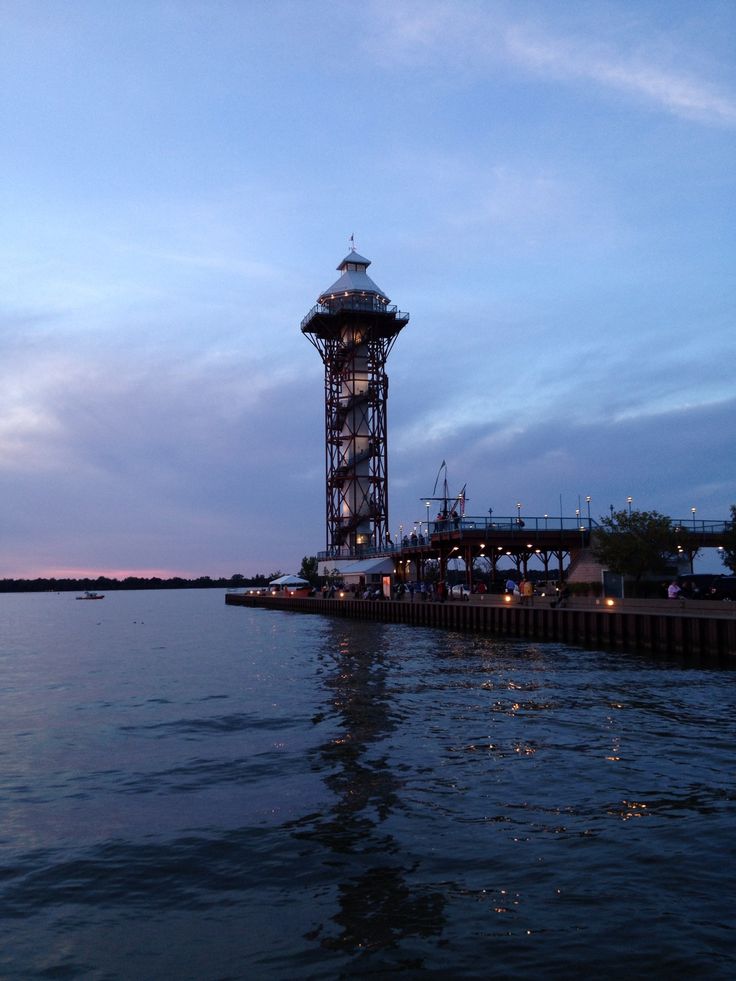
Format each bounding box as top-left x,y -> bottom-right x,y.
0,590 -> 734,979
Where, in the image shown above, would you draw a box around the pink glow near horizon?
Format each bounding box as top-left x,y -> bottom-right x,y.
10,568 -> 213,581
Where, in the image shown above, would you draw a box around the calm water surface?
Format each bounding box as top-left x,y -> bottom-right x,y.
0,589 -> 734,979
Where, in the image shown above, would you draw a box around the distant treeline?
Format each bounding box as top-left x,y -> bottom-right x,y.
0,574 -> 272,594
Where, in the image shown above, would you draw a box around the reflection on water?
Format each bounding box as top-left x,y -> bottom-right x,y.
292,620 -> 446,955
288,622 -> 736,976
0,592 -> 734,979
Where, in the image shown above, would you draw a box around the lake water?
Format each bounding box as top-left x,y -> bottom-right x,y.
0,589 -> 734,979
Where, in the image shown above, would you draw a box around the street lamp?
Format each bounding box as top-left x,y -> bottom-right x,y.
426,501 -> 431,538
516,502 -> 522,523
627,496 -> 633,516
691,506 -> 697,529
586,495 -> 591,524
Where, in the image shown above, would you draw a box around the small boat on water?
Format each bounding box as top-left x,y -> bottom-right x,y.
76,591 -> 105,600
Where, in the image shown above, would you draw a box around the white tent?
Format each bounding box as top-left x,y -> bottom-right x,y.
269,574 -> 310,586
318,558 -> 395,579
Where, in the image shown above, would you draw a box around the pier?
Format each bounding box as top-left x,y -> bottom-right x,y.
225,592 -> 736,663
318,513 -> 731,586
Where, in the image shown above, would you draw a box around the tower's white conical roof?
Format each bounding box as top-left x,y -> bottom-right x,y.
318,249 -> 389,304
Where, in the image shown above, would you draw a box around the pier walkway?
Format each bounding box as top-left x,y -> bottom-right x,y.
226,591 -> 736,663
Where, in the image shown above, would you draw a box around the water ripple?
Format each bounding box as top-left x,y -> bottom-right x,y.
119,712 -> 302,737
1,592 -> 734,979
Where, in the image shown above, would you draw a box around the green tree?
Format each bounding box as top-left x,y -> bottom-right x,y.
592,509 -> 678,582
720,505 -> 736,573
298,555 -> 319,584
671,525 -> 701,572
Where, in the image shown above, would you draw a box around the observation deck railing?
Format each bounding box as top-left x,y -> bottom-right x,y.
301,295 -> 410,331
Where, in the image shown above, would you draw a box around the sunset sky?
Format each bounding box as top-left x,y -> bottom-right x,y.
1,0 -> 734,578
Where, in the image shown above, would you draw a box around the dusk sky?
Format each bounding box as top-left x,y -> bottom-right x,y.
1,0 -> 734,579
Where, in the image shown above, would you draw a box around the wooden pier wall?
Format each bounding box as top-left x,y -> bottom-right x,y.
225,594 -> 736,663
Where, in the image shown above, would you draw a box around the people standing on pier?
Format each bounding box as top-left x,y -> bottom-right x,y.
551,585 -> 570,608
668,580 -> 681,600
521,579 -> 534,606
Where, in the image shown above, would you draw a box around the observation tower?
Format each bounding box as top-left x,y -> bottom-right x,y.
301,248 -> 409,556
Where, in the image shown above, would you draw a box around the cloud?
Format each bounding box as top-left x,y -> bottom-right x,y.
370,1 -> 736,126
388,396 -> 736,533
389,315 -> 736,459
0,321 -> 325,577
0,404 -> 65,473
505,25 -> 736,127
0,1 -> 730,580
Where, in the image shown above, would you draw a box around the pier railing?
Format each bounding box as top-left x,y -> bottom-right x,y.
317,514 -> 594,561
316,514 -> 731,562
672,519 -> 729,533
430,514 -> 595,533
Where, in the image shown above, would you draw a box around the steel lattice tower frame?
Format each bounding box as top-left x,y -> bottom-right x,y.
301,250 -> 409,556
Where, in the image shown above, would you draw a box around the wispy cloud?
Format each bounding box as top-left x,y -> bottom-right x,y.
505,25 -> 736,127
370,1 -> 736,126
